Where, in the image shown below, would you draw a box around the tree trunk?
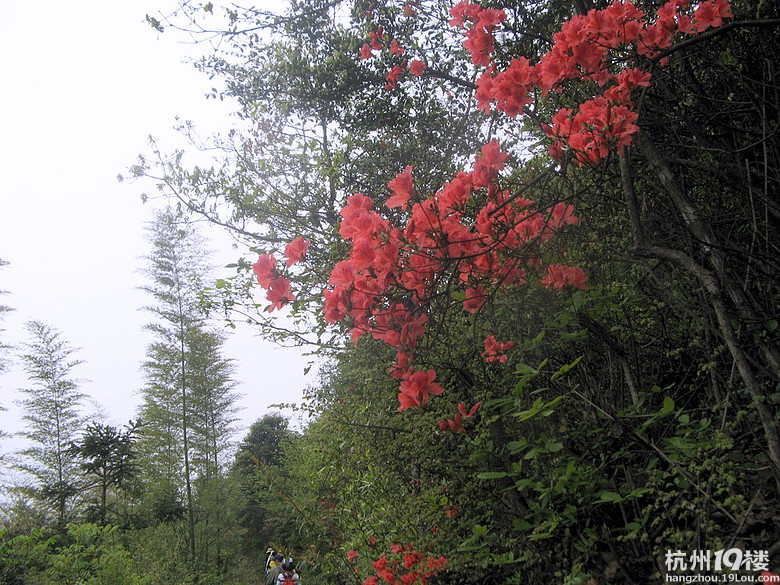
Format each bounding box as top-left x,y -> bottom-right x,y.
620,150 -> 780,489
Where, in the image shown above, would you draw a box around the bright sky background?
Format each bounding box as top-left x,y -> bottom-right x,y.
0,1 -> 312,462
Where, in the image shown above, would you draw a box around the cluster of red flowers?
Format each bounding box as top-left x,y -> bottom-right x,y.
251,237 -> 308,312
482,335 -> 515,363
360,544 -> 447,585
449,0 -> 505,66
358,0 -> 733,162
259,1 -> 733,414
438,402 -> 482,433
459,0 -> 732,164
541,264 -> 589,291
359,19 -> 427,87
322,139 -> 585,410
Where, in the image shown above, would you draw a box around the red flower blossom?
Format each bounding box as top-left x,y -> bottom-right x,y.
547,202 -> 579,229
329,259 -> 357,288
284,237 -> 309,267
463,27 -> 496,66
441,414 -> 464,432
403,551 -> 423,569
473,139 -> 510,188
398,369 -> 445,411
369,26 -> 385,50
458,401 -> 482,418
360,43 -> 374,59
449,0 -> 482,27
389,39 -> 406,56
541,264 -> 589,290
386,166 -> 415,209
482,335 -> 515,362
409,60 -> 427,77
385,64 -> 405,89
266,277 -> 294,311
363,545 -> 447,585
252,253 -> 278,288
463,285 -> 487,313
440,402 -> 481,433
692,0 -> 732,31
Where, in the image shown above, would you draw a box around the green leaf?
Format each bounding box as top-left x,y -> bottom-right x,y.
523,447 -> 544,460
551,355 -> 582,381
596,491 -> 624,503
477,471 -> 509,480
571,290 -> 587,311
545,441 -> 564,453
720,49 -> 738,66
661,396 -> 675,415
507,440 -> 527,454
514,363 -> 538,375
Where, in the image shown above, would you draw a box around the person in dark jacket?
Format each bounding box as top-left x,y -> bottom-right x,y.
276,559 -> 301,585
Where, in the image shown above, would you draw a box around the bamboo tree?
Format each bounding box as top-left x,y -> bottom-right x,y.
137,207 -> 239,566
0,258 -> 11,376
0,258 -> 13,461
186,327 -> 240,479
137,208 -> 204,560
15,320 -> 86,526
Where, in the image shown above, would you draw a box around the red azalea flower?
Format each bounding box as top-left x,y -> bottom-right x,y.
541,264 -> 589,290
386,166 -> 414,209
385,65 -> 405,89
473,140 -> 510,188
284,237 -> 309,267
449,0 -> 482,27
252,253 -> 278,288
266,277 -> 294,311
389,39 -> 406,56
398,369 -> 445,410
458,401 -> 482,418
409,60 -> 427,76
482,335 -> 515,362
360,43 -> 374,59
463,285 -> 487,313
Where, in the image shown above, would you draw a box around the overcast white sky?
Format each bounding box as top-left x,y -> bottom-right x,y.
0,1 -> 313,454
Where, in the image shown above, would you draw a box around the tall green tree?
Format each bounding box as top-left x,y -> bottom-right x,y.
186,327 -> 240,479
231,413 -> 291,554
0,258 -> 11,376
72,421 -> 140,526
0,258 -> 13,461
136,207 -> 240,566
15,320 -> 87,526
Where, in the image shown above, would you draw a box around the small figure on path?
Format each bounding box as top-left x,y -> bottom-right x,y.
276,558 -> 301,585
265,553 -> 285,585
